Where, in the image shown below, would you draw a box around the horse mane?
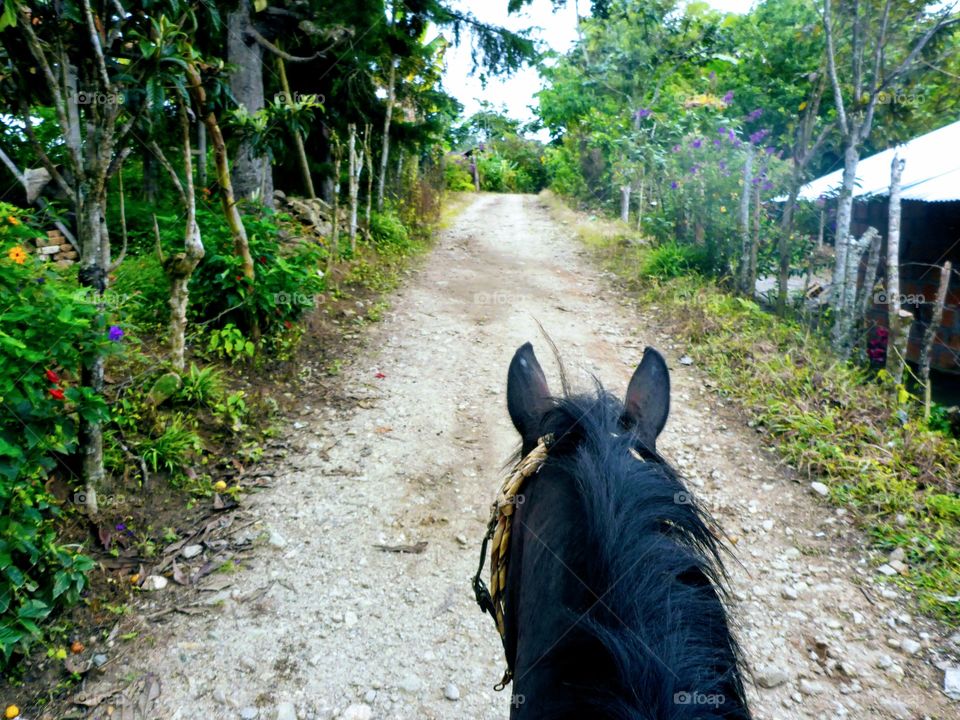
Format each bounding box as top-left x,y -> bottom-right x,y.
530,388 -> 752,719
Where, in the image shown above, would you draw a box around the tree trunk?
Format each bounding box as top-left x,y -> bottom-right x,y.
328,133 -> 342,273
777,168 -> 802,315
376,58 -> 397,212
829,141 -> 861,350
635,170 -> 645,233
364,124 -> 374,238
277,53 -> 316,199
184,60 -> 255,286
197,122 -> 207,189
857,227 -> 882,321
920,261 -> 951,420
228,0 -> 273,207
348,123 -> 360,252
737,145 -> 754,295
619,184 -> 631,224
750,183 -> 761,292
168,103 -> 205,372
885,155 -> 907,379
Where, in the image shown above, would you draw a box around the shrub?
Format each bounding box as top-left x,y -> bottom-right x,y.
444,156 -> 475,191
0,204 -> 113,667
189,205 -> 325,337
640,241 -> 713,279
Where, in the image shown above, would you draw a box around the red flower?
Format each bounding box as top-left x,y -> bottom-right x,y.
45,369 -> 60,383
235,275 -> 243,281
284,320 -> 292,329
374,371 -> 386,379
49,388 -> 65,401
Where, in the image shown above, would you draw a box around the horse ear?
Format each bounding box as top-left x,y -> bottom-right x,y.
507,342 -> 552,444
623,347 -> 670,447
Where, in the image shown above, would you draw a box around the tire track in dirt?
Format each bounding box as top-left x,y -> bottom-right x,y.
106,193 -> 957,720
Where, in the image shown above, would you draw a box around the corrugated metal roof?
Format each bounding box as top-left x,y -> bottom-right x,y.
796,120 -> 960,203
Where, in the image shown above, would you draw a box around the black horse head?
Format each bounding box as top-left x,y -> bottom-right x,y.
493,341 -> 751,719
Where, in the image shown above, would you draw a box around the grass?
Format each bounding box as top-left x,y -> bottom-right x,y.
540,190 -> 960,625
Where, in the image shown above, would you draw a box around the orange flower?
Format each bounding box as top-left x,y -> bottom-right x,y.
7,215 -> 21,226
7,246 -> 27,264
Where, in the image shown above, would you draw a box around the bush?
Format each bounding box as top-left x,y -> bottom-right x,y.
640,241 -> 713,279
189,205 -> 325,337
444,156 -> 475,191
0,204 -> 113,666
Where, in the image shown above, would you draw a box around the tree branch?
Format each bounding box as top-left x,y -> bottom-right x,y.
247,26 -> 321,63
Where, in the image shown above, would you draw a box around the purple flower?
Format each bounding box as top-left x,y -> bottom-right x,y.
746,108 -> 763,122
723,90 -> 735,104
634,108 -> 652,119
748,129 -> 769,145
762,180 -> 774,191
672,144 -> 681,153
713,139 -> 722,147
670,181 -> 679,190
115,523 -> 126,532
765,146 -> 776,155
108,325 -> 124,342
691,138 -> 703,149
728,129 -> 736,140
719,160 -> 727,170
690,164 -> 700,175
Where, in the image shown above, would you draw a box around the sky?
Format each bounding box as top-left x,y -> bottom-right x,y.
441,0 -> 756,133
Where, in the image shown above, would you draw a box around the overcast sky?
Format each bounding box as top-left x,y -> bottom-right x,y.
441,0 -> 756,131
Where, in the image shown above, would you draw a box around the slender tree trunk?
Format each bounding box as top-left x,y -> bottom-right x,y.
920,261 -> 951,420
185,58 -> 256,346
363,124 -> 374,237
857,227 -> 882,321
830,141 -> 861,349
777,168 -> 802,315
197,122 -> 207,189
167,104 -> 205,371
885,155 -> 907,380
635,169 -> 645,233
750,183 -> 761,292
737,145 -> 754,295
328,133 -> 342,273
619,184 -> 631,224
277,53 -> 316,199
376,58 -> 397,212
348,123 -> 360,252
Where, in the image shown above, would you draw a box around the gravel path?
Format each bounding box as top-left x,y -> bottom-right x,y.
109,193 -> 958,719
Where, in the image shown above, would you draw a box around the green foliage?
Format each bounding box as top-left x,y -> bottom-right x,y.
189,207 -> 325,337
178,363 -> 225,406
0,205 -> 112,667
640,241 -> 713,279
140,415 -> 201,480
444,157 -> 476,191
207,323 -> 256,363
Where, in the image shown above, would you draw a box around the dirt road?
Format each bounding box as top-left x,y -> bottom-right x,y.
108,194 -> 958,719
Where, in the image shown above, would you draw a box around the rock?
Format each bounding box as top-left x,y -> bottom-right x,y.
345,611 -> 358,627
810,482 -> 829,497
239,708 -> 258,720
455,534 -> 468,546
780,585 -> 798,601
182,544 -> 203,559
798,679 -> 826,695
275,702 -> 297,720
146,371 -> 182,407
679,355 -> 693,366
341,704 -> 373,720
398,674 -> 422,693
944,666 -> 960,700
268,530 -> 287,548
363,689 -> 376,704
444,683 -> 460,701
888,547 -> 906,563
899,638 -> 922,655
757,668 -> 791,689
876,564 -> 898,577
239,656 -> 258,672
92,654 -> 108,668
141,575 -> 168,591
888,560 -> 908,574
880,700 -> 911,720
